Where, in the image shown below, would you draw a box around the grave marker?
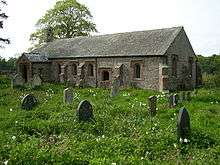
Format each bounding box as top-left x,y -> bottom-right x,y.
63,88 -> 73,104
76,100 -> 94,121
21,94 -> 38,110
111,78 -> 120,97
32,74 -> 42,87
177,107 -> 191,141
11,74 -> 25,88
148,96 -> 157,117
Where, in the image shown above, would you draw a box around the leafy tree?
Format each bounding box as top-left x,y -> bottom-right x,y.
30,0 -> 97,47
0,56 -> 16,71
0,0 -> 10,46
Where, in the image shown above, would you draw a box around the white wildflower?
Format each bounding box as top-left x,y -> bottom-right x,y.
171,118 -> 174,121
216,101 -> 219,104
102,135 -> 105,138
93,94 -> 96,97
179,138 -> 183,143
156,108 -> 158,110
12,136 -> 16,140
173,143 -> 177,148
112,163 -> 116,165
183,138 -> 189,143
15,121 -> 18,124
142,103 -> 146,106
141,157 -> 144,160
3,160 -> 8,165
9,108 -> 13,112
211,102 -> 214,104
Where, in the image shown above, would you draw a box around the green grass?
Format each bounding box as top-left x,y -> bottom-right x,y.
0,75 -> 220,164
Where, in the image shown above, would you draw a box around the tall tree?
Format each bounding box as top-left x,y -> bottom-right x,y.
30,0 -> 97,48
0,0 -> 10,46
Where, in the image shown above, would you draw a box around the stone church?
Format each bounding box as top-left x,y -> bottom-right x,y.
17,26 -> 202,91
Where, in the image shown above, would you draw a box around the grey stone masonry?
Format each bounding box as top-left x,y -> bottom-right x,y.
11,74 -> 25,88
63,88 -> 73,104
32,74 -> 42,87
111,77 -> 120,97
148,96 -> 157,117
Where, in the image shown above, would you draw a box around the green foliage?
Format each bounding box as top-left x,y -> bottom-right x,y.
198,54 -> 220,87
0,75 -> 220,164
198,54 -> 220,74
0,56 -> 17,71
30,0 -> 97,48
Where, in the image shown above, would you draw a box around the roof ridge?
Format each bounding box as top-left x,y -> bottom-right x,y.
52,26 -> 184,42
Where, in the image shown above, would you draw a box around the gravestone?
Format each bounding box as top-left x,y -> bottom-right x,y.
32,74 -> 42,87
173,94 -> 179,106
177,107 -> 191,141
148,96 -> 157,117
76,100 -> 94,121
186,92 -> 191,101
21,94 -> 38,110
63,88 -> 73,104
11,74 -> 25,88
111,77 -> 120,97
168,94 -> 174,108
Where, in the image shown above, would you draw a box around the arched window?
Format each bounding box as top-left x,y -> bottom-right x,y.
72,64 -> 77,75
172,57 -> 177,77
88,64 -> 94,77
134,63 -> 141,78
102,71 -> 109,81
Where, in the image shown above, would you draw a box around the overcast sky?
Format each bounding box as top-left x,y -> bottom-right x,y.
0,0 -> 220,59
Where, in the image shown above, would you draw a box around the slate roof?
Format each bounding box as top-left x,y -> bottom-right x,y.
22,53 -> 48,62
32,26 -> 183,58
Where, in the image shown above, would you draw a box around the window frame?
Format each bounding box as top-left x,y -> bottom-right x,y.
130,60 -> 144,81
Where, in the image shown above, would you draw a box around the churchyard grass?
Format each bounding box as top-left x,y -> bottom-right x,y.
0,75 -> 220,164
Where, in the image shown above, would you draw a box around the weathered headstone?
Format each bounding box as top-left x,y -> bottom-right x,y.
63,88 -> 73,104
186,92 -> 191,101
177,107 -> 190,141
173,94 -> 179,106
111,77 -> 120,97
148,96 -> 157,117
168,94 -> 174,108
76,100 -> 94,121
32,74 -> 42,87
78,78 -> 85,88
11,74 -> 25,88
21,94 -> 38,110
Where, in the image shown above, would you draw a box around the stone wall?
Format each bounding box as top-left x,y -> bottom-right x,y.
32,62 -> 52,82
165,28 -> 196,91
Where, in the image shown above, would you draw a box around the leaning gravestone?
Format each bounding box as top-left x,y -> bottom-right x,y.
32,74 -> 42,87
148,96 -> 157,117
21,94 -> 38,110
111,78 -> 120,97
76,100 -> 94,121
177,107 -> 191,141
168,94 -> 174,108
11,74 -> 25,88
63,88 -> 73,104
173,94 -> 179,106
